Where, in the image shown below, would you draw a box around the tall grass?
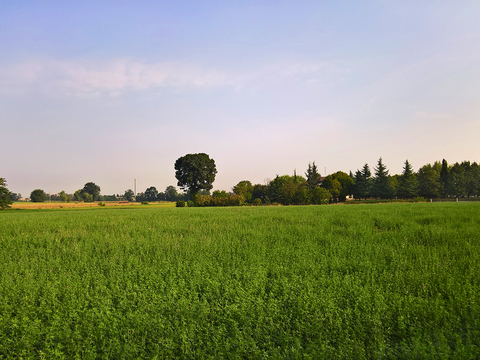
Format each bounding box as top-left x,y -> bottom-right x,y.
0,203 -> 479,358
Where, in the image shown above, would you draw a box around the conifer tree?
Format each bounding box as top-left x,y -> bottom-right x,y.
440,159 -> 449,197
305,162 -> 321,189
397,159 -> 418,199
374,157 -> 394,199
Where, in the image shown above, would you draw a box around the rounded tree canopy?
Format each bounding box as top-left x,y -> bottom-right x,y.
30,189 -> 46,202
175,153 -> 217,195
82,182 -> 101,201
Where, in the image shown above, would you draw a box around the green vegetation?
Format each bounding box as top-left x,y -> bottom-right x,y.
30,188 -> 47,202
175,153 -> 217,197
0,178 -> 12,210
0,203 -> 479,358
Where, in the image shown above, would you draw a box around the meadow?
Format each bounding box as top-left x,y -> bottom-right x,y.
0,203 -> 479,359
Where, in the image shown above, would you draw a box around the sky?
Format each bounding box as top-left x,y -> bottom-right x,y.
1,0 -> 480,196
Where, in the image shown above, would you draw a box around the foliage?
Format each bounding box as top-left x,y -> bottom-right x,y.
353,163 -> 374,199
82,193 -> 93,202
124,189 -> 135,202
30,189 -> 46,202
373,157 -> 395,199
73,189 -> 83,202
251,184 -> 269,204
268,174 -> 306,204
321,171 -> 354,202
59,190 -> 72,203
176,200 -> 186,207
397,160 -> 418,199
187,200 -> 195,207
0,204 -> 479,358
448,161 -> 480,197
232,180 -> 253,202
9,192 -> 21,202
81,182 -> 101,202
165,185 -> 179,201
145,186 -> 159,202
194,193 -> 246,207
417,162 -> 442,198
0,178 -> 12,210
440,159 -> 449,197
305,161 -> 321,189
310,187 -> 331,205
174,153 -> 217,196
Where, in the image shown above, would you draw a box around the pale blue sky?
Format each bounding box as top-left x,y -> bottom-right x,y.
1,1 -> 479,196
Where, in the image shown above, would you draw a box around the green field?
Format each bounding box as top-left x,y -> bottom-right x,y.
0,203 -> 479,359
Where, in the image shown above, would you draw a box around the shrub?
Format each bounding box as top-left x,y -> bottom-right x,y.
97,202 -> 106,207
194,195 -> 211,207
176,200 -> 186,207
253,198 -> 262,206
187,200 -> 195,207
141,201 -> 149,205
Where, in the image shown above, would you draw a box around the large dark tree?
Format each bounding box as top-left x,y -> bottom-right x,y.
439,159 -> 449,197
353,164 -> 374,199
82,182 -> 101,201
30,189 -> 46,203
417,162 -> 442,198
124,189 -> 135,202
373,157 -> 394,199
397,159 -> 418,199
145,186 -> 158,202
174,153 -> 217,197
0,178 -> 12,210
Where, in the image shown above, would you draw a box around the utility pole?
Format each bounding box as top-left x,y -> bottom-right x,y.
134,178 -> 136,202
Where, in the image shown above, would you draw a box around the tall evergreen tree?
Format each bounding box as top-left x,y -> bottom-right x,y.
305,162 -> 321,189
439,159 -> 449,197
352,169 -> 362,199
374,157 -> 394,199
353,164 -> 373,199
397,159 -> 418,199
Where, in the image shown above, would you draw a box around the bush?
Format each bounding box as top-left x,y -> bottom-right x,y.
97,202 -> 106,207
141,201 -> 149,205
176,200 -> 186,207
187,200 -> 195,207
253,198 -> 262,206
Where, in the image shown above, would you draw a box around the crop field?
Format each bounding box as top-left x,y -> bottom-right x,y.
10,201 -> 176,210
0,203 -> 479,359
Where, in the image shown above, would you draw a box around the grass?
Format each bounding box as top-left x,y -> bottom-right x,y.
0,202 -> 479,359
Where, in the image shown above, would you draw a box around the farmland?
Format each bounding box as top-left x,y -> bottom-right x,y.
0,203 -> 479,359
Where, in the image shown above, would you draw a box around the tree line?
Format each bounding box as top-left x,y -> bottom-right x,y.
351,158 -> 480,200
1,156 -> 479,210
178,156 -> 480,207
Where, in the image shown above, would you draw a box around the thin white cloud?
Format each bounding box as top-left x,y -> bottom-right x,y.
0,58 -> 336,97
